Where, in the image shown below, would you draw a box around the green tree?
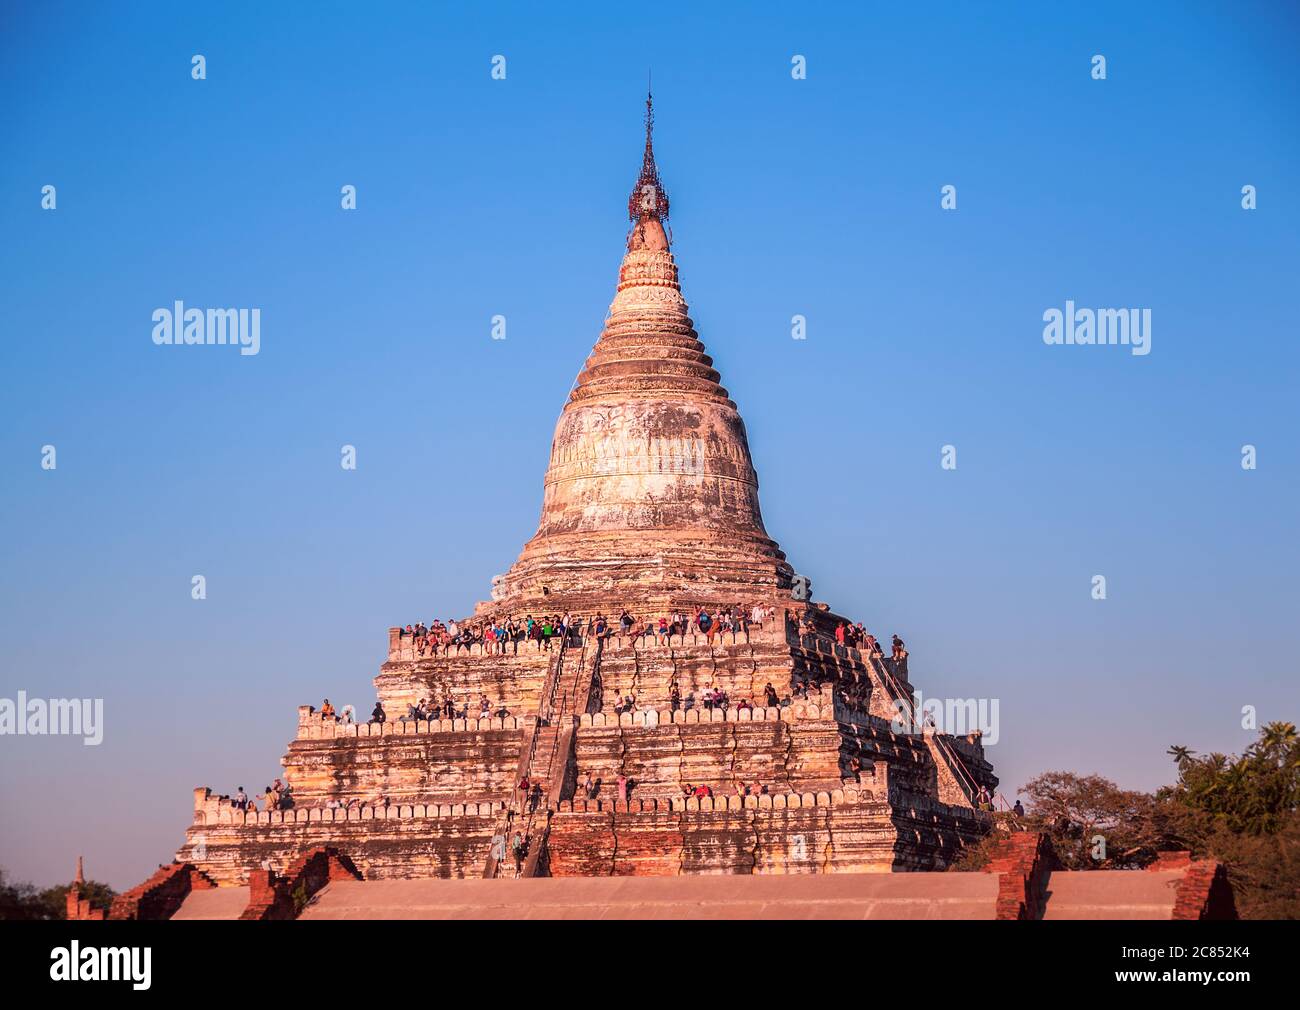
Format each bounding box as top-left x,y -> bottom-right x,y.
954,724 -> 1300,918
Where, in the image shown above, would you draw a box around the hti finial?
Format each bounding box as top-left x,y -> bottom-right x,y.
75,855 -> 85,884
628,83 -> 669,225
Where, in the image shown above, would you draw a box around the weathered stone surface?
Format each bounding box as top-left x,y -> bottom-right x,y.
169,97 -> 999,889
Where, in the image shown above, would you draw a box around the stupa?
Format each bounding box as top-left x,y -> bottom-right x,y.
492,92 -> 790,614
172,93 -> 999,884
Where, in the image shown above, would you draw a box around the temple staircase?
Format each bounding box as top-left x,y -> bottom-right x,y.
482,633 -> 604,878
864,652 -> 982,808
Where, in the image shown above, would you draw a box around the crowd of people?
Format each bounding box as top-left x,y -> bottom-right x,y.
397,604 -> 780,657
678,779 -> 769,801
288,603 -> 922,826
793,615 -> 908,664
393,604 -> 908,673
400,695 -> 510,723
311,696 -> 513,729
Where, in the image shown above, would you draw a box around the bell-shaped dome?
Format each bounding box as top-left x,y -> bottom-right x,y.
488,92 -> 791,612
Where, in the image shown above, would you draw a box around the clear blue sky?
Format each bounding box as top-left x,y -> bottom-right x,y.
2,1 -> 1297,889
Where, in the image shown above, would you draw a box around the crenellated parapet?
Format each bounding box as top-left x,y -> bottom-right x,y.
556,783 -> 873,814
577,699 -> 824,729
296,704 -> 529,739
189,786 -> 506,828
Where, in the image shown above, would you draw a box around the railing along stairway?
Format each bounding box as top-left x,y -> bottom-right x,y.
481,631 -> 606,878
482,635 -> 570,878
865,651 -> 984,809
516,635 -> 604,877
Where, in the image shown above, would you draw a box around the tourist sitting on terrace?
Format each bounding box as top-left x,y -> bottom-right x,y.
581,772 -> 599,799
370,701 -> 386,724
320,698 -> 337,720
750,781 -> 765,796
692,783 -> 712,799
657,617 -> 670,642
764,683 -> 779,707
431,620 -> 450,654
479,696 -> 492,718
263,785 -> 278,811
737,697 -> 752,711
612,692 -> 636,716
669,685 -> 681,711
234,786 -> 248,810
701,687 -> 729,711
619,610 -> 634,635
339,705 -> 355,726
1013,800 -> 1025,818
891,634 -> 905,660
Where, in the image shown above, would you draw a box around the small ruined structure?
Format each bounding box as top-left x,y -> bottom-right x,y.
171,93 -> 1002,888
